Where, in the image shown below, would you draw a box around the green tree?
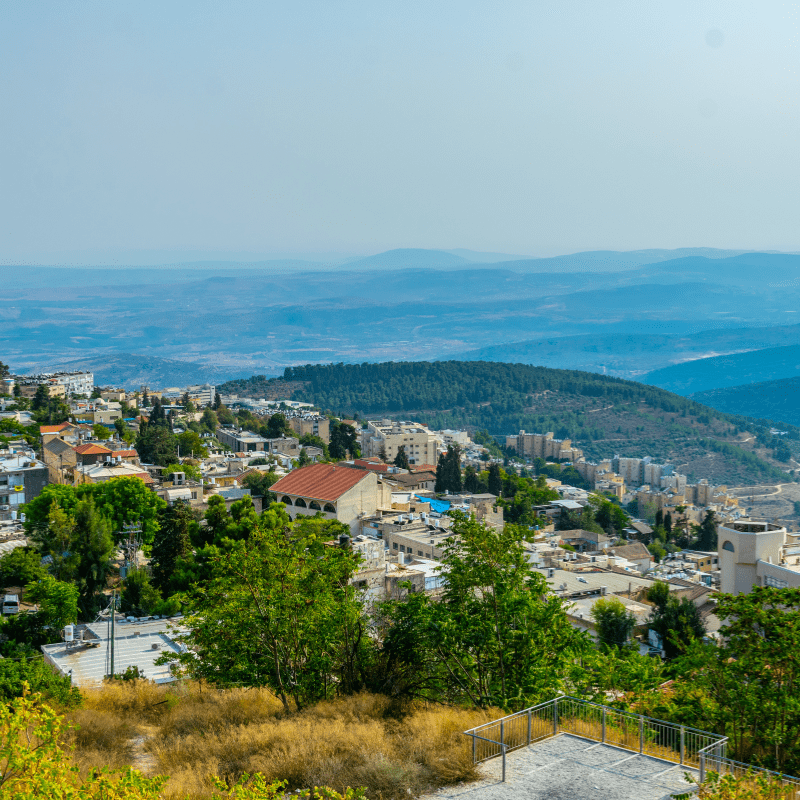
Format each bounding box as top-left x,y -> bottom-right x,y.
379,511 -> 589,709
265,412 -> 291,439
30,384 -> 70,426
176,430 -> 209,458
213,390 -> 222,409
135,421 -> 178,465
92,423 -> 111,440
696,510 -> 718,551
162,462 -> 202,482
487,463 -> 503,496
120,567 -> 162,616
0,660 -> 81,706
200,407 -> 218,434
434,445 -> 462,493
163,503 -> 369,710
329,421 -> 359,460
463,464 -> 480,493
71,497 -> 115,613
298,433 -> 329,459
150,500 -> 196,594
647,580 -> 705,660
0,360 -> 9,380
590,596 -> 637,650
393,445 -> 410,470
24,576 -> 79,632
667,587 -> 800,774
148,396 -> 167,426
0,547 -> 45,587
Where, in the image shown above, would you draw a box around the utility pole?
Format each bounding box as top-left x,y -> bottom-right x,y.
109,591 -> 116,678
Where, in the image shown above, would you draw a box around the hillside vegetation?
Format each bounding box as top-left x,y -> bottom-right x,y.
62,682 -> 493,799
692,376 -> 800,427
219,361 -> 798,486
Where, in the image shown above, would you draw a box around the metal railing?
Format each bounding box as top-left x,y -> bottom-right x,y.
464,695 -> 800,794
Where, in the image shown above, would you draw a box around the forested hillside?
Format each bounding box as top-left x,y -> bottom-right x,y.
692,376 -> 800,427
219,361 -> 799,486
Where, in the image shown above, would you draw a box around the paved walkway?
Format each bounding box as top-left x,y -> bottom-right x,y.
429,734 -> 699,800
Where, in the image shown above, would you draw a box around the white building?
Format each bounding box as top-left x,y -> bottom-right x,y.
718,520 -> 800,594
361,420 -> 442,466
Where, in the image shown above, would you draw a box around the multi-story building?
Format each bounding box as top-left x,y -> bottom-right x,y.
216,428 -> 270,453
718,520 -> 800,593
288,414 -> 331,444
0,451 -> 48,520
361,420 -> 442,466
16,371 -> 93,398
505,430 -> 583,462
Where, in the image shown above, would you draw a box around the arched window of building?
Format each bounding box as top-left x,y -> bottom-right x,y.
281,496 -> 292,505
295,498 -> 307,508
309,500 -> 321,510
324,503 -> 336,513
722,540 -> 735,552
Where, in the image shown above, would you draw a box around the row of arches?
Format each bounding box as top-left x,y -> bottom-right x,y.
281,496 -> 335,513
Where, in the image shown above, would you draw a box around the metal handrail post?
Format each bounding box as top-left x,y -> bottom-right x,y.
602,708 -> 606,743
553,698 -> 559,736
472,732 -> 476,764
680,727 -> 685,765
639,716 -> 644,754
700,752 -> 706,783
527,709 -> 532,745
500,720 -> 504,763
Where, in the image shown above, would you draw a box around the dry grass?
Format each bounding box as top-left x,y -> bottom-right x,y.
66,682 -> 499,800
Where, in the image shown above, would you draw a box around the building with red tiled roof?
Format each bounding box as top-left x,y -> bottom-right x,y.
271,463 -> 394,533
39,422 -> 78,445
74,443 -> 112,456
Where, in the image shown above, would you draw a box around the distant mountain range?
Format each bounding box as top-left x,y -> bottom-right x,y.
3,248 -> 800,419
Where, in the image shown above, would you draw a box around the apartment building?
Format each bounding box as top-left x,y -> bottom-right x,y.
361,420 -> 441,465
16,371 -> 93,398
288,414 -> 331,444
0,451 -> 48,520
505,430 -> 583,462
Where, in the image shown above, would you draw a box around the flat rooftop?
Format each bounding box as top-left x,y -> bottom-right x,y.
428,734 -> 698,800
42,617 -> 185,687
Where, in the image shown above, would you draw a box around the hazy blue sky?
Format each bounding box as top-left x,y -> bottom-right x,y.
2,1 -> 798,264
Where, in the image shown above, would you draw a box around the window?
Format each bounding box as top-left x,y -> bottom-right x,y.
722,540 -> 735,553
309,500 -> 321,510
324,503 -> 335,512
295,498 -> 307,507
281,495 -> 292,504
425,552 -> 430,558
418,550 -> 423,556
765,575 -> 788,589
393,543 -> 398,550
399,545 -> 405,552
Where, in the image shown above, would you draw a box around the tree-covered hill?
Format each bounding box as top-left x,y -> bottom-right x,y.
219,361 -> 798,486
691,376 -> 800,427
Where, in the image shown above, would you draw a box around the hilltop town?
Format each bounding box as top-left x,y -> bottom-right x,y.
3,366 -> 800,799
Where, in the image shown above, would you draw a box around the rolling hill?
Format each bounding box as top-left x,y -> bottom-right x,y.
691,376 -> 800,427
219,361 -> 798,486
452,323 -> 800,378
643,345 -> 800,395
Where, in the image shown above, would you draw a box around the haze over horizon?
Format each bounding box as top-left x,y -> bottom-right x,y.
3,1 -> 800,266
